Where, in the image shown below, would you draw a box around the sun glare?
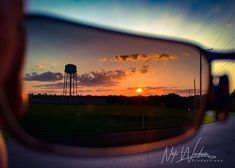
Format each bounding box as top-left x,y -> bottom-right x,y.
136,88 -> 143,93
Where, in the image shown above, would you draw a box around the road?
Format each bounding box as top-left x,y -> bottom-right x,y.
7,116 -> 235,168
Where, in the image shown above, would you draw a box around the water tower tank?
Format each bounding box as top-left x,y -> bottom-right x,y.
63,64 -> 78,104
65,64 -> 77,74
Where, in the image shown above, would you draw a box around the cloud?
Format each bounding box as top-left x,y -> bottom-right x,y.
48,64 -> 56,69
32,64 -> 56,72
34,82 -> 64,89
145,86 -> 170,90
94,88 -> 115,92
78,66 -> 151,87
33,64 -> 44,71
129,67 -> 137,73
24,71 -> 63,82
77,70 -> 127,86
139,65 -> 150,74
147,87 -> 188,95
182,52 -> 190,57
28,64 -> 151,88
98,57 -> 108,62
113,53 -> 177,62
127,86 -> 168,91
34,81 -> 115,93
166,88 -> 206,96
126,86 -> 205,96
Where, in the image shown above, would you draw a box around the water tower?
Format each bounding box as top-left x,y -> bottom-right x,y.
63,64 -> 78,104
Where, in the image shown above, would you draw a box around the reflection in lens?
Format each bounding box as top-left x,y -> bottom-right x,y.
20,16 -> 209,147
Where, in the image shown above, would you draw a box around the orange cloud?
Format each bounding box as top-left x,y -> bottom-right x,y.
139,65 -> 150,74
33,64 -> 44,71
114,53 -> 177,62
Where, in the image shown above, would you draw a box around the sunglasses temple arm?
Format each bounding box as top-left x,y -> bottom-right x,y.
206,51 -> 235,61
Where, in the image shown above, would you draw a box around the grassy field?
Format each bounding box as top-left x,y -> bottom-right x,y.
18,104 -> 193,137
1,104 -> 217,145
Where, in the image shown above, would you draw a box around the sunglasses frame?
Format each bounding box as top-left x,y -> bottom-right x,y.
0,14 -> 234,157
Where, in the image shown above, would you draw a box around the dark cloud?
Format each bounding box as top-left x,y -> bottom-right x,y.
28,65 -> 152,88
34,82 -> 115,93
159,53 -> 171,59
24,71 -> 63,82
77,89 -> 93,93
114,53 -> 176,62
115,54 -> 146,62
139,65 -> 150,74
144,86 -> 170,90
129,67 -> 137,73
77,70 -> 127,86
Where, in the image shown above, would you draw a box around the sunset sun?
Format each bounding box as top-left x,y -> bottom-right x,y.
136,88 -> 143,93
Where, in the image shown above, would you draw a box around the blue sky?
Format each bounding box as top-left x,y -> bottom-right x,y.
26,0 -> 235,50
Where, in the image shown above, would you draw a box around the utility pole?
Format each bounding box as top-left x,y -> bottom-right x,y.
194,78 -> 196,97
200,48 -> 213,97
200,51 -> 202,97
142,115 -> 145,129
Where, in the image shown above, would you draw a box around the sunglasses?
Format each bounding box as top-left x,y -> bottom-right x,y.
0,14 -> 234,157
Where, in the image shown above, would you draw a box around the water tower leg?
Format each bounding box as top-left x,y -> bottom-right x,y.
65,74 -> 67,95
76,74 -> 78,96
69,74 -> 71,104
65,74 -> 68,104
76,73 -> 78,104
73,74 -> 74,95
72,74 -> 75,104
69,74 -> 72,97
63,73 -> 65,103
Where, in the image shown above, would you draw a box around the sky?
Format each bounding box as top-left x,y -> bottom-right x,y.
24,0 -> 235,95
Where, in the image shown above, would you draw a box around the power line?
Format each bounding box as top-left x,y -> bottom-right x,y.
213,13 -> 235,73
221,62 -> 233,71
215,61 -> 233,73
223,36 -> 235,49
212,11 -> 235,48
214,36 -> 235,73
